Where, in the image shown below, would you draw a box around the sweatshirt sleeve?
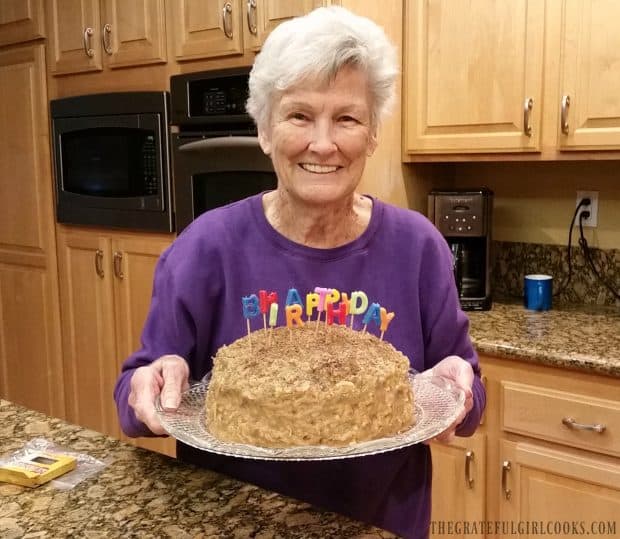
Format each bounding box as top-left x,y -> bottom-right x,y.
418,231 -> 486,437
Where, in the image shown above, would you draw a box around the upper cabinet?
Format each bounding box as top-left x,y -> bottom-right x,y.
169,0 -> 245,61
0,0 -> 45,46
404,0 -> 620,159
558,0 -> 620,150
170,0 -> 335,62
404,0 -> 545,155
46,0 -> 166,76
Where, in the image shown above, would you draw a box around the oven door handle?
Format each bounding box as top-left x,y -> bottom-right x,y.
177,136 -> 261,152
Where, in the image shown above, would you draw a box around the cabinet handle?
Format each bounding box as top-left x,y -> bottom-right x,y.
102,23 -> 113,55
95,249 -> 104,278
113,251 -> 124,279
561,95 -> 570,134
222,2 -> 233,39
523,97 -> 533,137
246,0 -> 258,35
83,27 -> 95,58
465,449 -> 475,489
562,416 -> 606,433
501,460 -> 512,500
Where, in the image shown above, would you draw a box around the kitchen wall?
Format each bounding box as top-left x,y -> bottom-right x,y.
450,160 -> 620,251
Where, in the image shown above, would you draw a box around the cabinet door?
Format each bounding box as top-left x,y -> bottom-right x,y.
404,0 -> 545,154
0,44 -> 64,417
112,235 -> 175,457
171,0 -> 243,61
111,235 -> 171,361
46,0 -> 102,75
430,434 -> 486,538
100,0 -> 166,69
56,228 -> 119,437
246,0 -> 331,51
559,0 -> 620,149
499,440 -> 620,535
0,0 -> 45,46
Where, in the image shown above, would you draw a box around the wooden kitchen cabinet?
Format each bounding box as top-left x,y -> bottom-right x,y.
403,0 -> 545,155
170,0 -> 336,62
403,0 -> 620,158
0,0 -> 45,46
479,355 -> 620,537
56,226 -> 175,456
430,433 -> 486,539
0,43 -> 65,417
558,0 -> 620,150
46,0 -> 166,76
499,440 -> 620,533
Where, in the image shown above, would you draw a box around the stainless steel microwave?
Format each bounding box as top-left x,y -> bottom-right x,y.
50,92 -> 173,232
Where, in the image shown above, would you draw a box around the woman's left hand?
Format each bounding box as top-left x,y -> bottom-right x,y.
424,355 -> 474,444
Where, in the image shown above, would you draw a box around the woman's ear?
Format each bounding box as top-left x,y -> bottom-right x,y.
367,132 -> 378,157
258,128 -> 272,156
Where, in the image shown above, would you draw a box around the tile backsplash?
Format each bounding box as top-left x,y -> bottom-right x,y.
492,241 -> 620,307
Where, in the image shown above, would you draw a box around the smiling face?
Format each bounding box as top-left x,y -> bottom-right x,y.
258,65 -> 377,208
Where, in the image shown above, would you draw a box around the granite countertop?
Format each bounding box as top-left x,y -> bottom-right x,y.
467,302 -> 620,377
0,400 -> 396,539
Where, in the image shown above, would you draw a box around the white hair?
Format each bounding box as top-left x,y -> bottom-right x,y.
246,6 -> 398,132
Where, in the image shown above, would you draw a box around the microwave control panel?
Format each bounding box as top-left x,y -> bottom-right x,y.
142,136 -> 159,195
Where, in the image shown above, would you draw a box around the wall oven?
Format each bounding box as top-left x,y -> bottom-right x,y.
170,67 -> 276,233
50,92 -> 173,232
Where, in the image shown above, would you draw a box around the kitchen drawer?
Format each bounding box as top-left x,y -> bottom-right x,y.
501,381 -> 619,458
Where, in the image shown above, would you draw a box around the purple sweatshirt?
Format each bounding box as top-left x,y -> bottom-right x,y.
114,193 -> 485,539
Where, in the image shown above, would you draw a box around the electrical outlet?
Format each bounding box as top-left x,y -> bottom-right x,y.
576,190 -> 599,228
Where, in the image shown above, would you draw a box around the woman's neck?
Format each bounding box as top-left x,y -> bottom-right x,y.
262,190 -> 372,248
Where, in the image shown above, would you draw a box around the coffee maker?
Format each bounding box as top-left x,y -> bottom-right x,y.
428,188 -> 493,310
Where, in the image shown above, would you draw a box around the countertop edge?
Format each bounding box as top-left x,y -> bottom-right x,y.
472,339 -> 620,378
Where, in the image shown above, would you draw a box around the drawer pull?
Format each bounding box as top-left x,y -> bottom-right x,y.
562,416 -> 606,433
501,460 -> 511,500
465,449 -> 475,488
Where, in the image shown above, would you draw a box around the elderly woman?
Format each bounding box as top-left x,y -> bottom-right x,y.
115,6 -> 485,539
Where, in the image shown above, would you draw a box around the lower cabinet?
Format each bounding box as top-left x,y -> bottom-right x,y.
56,226 -> 175,456
483,355 -> 620,539
430,433 -> 486,538
499,439 -> 620,534
430,356 -> 619,538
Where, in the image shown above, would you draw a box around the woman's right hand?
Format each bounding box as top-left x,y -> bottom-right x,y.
128,354 -> 190,435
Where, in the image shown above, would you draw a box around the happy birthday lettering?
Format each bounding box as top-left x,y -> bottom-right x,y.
241,287 -> 395,340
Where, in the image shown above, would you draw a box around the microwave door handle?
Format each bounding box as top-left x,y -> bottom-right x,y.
177,136 -> 261,153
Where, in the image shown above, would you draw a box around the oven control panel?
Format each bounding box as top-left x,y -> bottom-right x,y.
170,67 -> 252,127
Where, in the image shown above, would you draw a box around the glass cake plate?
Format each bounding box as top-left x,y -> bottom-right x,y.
155,372 -> 465,461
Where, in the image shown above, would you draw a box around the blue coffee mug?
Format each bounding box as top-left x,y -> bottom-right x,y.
524,274 -> 553,311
